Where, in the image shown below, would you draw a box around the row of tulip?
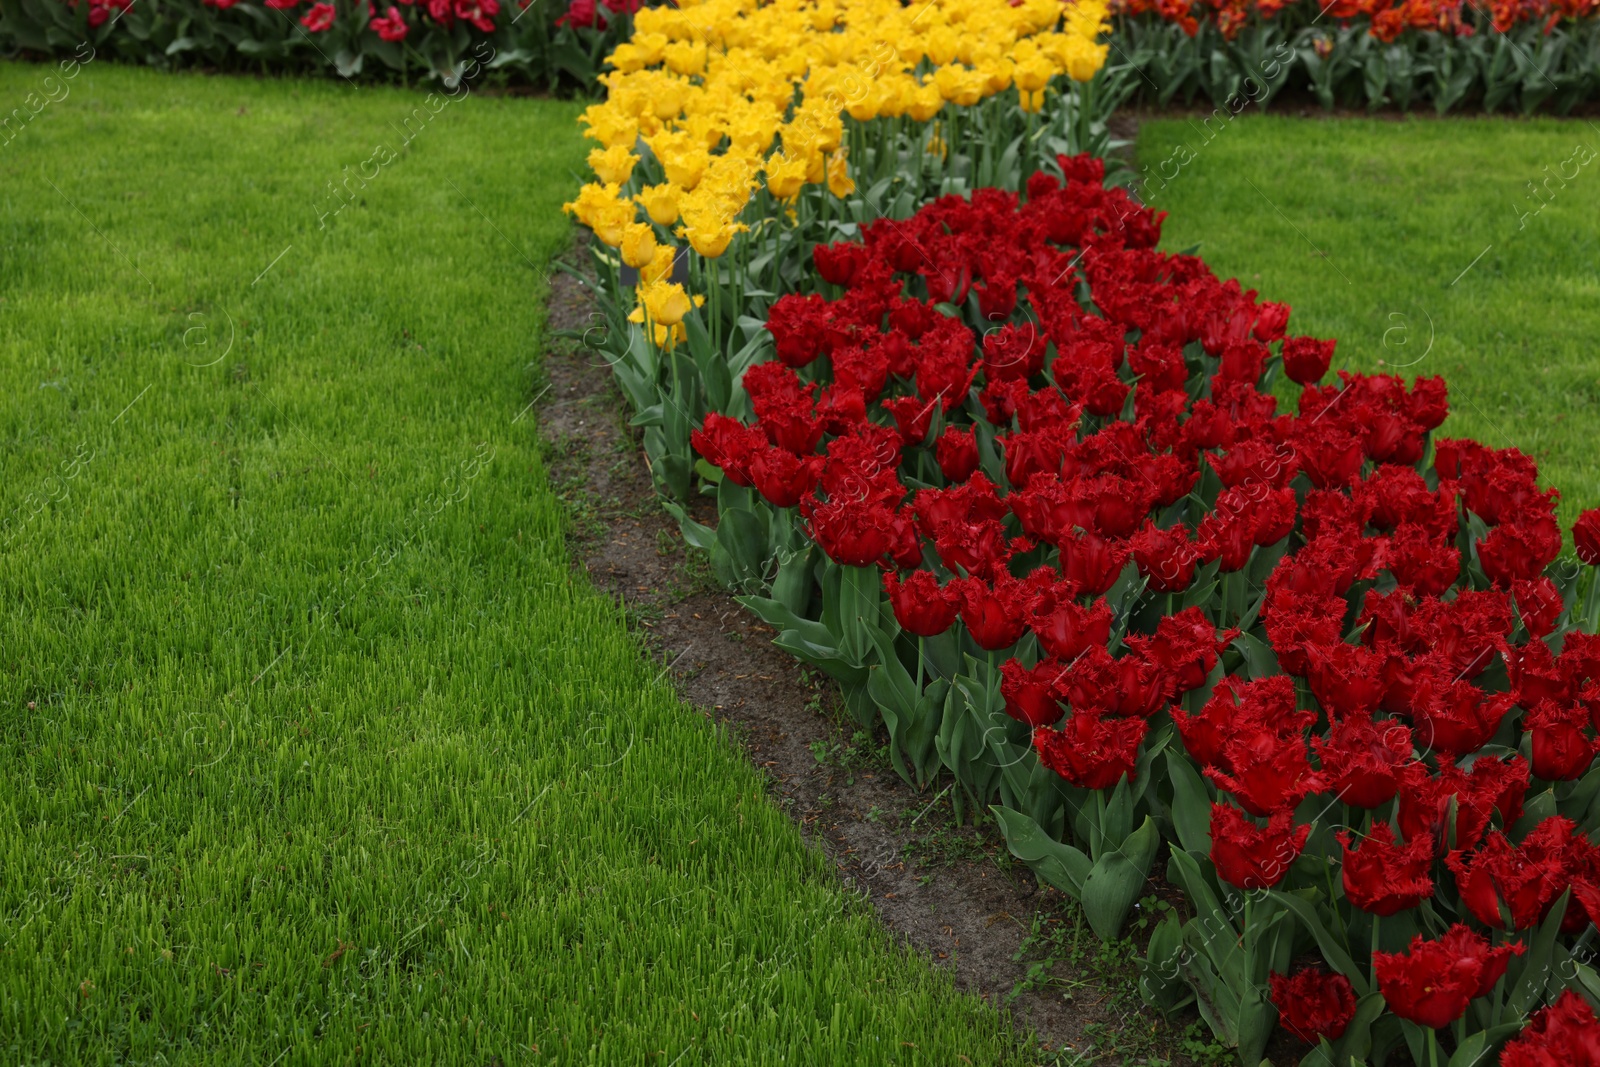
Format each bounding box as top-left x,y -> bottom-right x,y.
0,0 -> 633,87
664,161 -> 1600,1065
560,0 -> 1600,1062
1111,0 -> 1600,112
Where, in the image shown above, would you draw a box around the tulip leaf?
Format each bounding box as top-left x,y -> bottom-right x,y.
1130,725 -> 1172,808
1178,922 -> 1241,1047
1231,631 -> 1281,679
660,499 -> 716,552
1080,815 -> 1161,940
1557,761 -> 1600,825
1101,776 -> 1135,852
835,563 -> 882,666
1166,848 -> 1249,983
1265,889 -> 1369,998
990,805 -> 1091,899
866,630 -> 924,788
1511,786 -> 1558,838
1314,991 -> 1387,1067
906,680 -> 948,789
1165,749 -> 1213,854
737,594 -> 837,657
1446,1023 -> 1524,1067
1138,913 -> 1193,1013
1506,887 -> 1569,1017
713,507 -> 769,590
1236,980 -> 1275,1066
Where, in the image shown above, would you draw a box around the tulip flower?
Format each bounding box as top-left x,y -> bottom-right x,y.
1374,926 -> 1523,1028
1209,804 -> 1308,890
1268,966 -> 1356,1044
1337,823 -> 1433,915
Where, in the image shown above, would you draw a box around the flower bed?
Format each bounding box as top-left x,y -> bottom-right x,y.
563,0 -> 1600,1061
0,0 -> 636,87
1111,0 -> 1600,112
562,0 -> 1124,504
673,160 -> 1600,1063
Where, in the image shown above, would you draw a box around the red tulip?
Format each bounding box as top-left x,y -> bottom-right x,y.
955,575 -> 1031,651
1033,711 -> 1146,790
1374,926 -> 1523,1028
935,427 -> 980,483
1337,823 -> 1432,916
1000,658 -> 1065,727
1268,966 -> 1355,1044
1447,816 -> 1588,931
1500,990 -> 1600,1067
1396,755 -> 1528,854
1129,521 -> 1199,593
1313,715 -> 1412,809
882,570 -> 958,638
1209,803 -> 1307,890
1575,509 -> 1600,567
1528,699 -> 1598,781
1028,587 -> 1111,663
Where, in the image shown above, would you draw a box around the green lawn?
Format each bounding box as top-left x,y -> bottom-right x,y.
1138,114 -> 1600,528
0,63 -> 1027,1065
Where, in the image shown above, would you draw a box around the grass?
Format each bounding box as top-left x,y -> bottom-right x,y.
0,62 -> 1032,1065
1137,114 -> 1600,528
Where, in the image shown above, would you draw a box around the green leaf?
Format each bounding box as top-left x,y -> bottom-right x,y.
737,594 -> 837,655
660,499 -> 715,552
1319,991 -> 1386,1067
1506,888 -> 1569,1018
1165,749 -> 1213,854
1081,816 -> 1161,940
1266,889 -> 1368,997
1236,980 -> 1276,1065
1138,913 -> 1193,1012
990,805 -> 1091,899
1231,631 -> 1281,679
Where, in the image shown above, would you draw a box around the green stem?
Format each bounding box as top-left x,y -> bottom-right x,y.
1370,913 -> 1382,992
1583,564 -> 1600,633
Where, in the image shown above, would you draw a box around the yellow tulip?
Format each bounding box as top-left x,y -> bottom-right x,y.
907,83 -> 944,122
639,279 -> 694,327
587,145 -> 638,187
633,31 -> 669,66
1014,54 -> 1054,93
677,218 -> 747,258
641,243 -> 678,285
590,200 -> 636,249
659,148 -> 710,190
764,152 -> 808,201
638,184 -> 681,226
826,150 -> 854,199
924,27 -> 957,66
1065,44 -> 1103,83
606,43 -> 649,74
578,104 -> 638,149
664,39 -> 708,76
620,222 -> 659,270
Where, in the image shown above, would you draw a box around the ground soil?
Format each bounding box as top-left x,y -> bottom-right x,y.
531,240 -> 1251,1065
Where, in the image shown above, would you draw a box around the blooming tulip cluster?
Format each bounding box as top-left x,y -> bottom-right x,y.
686,153 -> 1600,1061
1112,0 -> 1600,40
564,0 -> 1115,347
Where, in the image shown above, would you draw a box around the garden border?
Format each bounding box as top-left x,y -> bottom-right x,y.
535,232 -> 1254,1067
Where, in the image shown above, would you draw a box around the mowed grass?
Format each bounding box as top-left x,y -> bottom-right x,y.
1137,114 -> 1600,526
0,64 -> 1028,1065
